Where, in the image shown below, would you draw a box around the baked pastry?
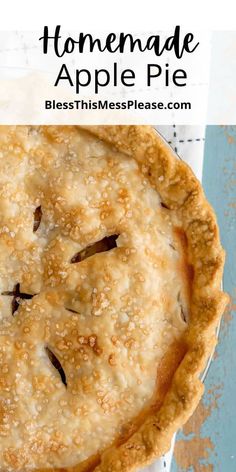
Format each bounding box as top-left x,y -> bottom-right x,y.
0,125 -> 228,472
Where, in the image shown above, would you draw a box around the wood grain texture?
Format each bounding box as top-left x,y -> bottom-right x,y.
172,126 -> 236,472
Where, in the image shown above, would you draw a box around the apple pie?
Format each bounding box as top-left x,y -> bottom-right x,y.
0,125 -> 228,471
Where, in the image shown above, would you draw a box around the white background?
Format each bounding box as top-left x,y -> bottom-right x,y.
0,1 -> 236,124
1,0 -> 236,30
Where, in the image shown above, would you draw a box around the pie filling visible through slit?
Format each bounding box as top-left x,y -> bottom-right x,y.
0,126 -> 227,472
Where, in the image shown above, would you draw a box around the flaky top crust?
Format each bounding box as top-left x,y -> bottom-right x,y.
0,126 -> 228,472
73,125 -> 227,472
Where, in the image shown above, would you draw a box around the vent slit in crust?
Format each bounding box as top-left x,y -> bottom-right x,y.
70,234 -> 119,263
160,202 -> 170,210
177,292 -> 187,323
65,306 -> 80,314
45,346 -> 67,387
180,306 -> 187,323
33,205 -> 42,232
169,243 -> 176,250
2,283 -> 36,316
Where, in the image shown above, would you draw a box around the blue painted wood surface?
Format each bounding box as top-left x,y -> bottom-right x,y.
172,126 -> 236,471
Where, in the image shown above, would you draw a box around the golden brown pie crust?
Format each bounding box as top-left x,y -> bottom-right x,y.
0,125 -> 228,472
71,125 -> 228,472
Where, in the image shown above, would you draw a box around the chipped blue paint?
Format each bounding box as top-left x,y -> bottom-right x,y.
172,126 -> 236,471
